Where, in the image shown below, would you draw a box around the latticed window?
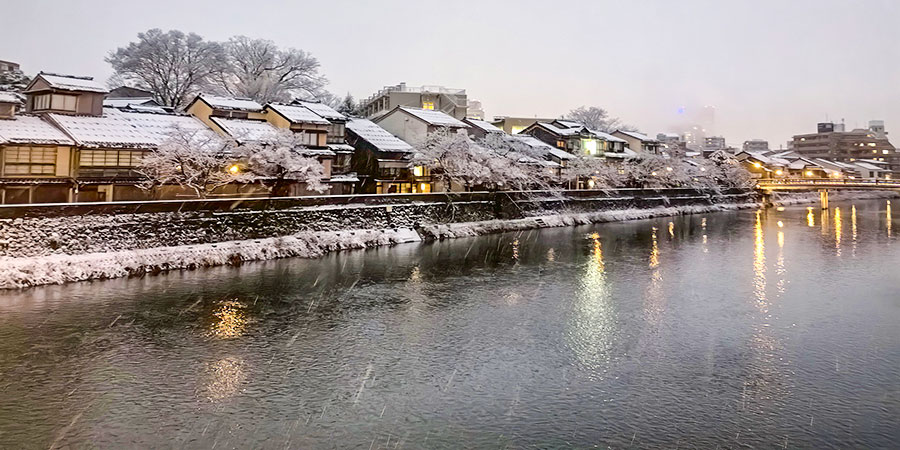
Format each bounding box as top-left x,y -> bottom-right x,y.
79,149 -> 144,167
3,146 -> 57,175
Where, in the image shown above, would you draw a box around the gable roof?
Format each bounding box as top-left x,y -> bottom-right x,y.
26,72 -> 108,94
103,97 -> 161,108
391,106 -> 469,128
266,103 -> 331,125
464,118 -> 504,134
614,130 -> 658,143
192,94 -> 263,112
209,117 -> 278,143
0,115 -> 75,145
108,109 -> 208,144
346,118 -> 413,153
0,91 -> 23,104
291,100 -> 346,121
591,130 -> 628,143
511,135 -> 574,160
47,110 -> 157,149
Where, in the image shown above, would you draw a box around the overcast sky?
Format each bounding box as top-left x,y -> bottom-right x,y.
2,0 -> 898,147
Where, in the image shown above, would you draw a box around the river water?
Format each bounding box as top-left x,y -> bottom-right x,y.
0,199 -> 898,448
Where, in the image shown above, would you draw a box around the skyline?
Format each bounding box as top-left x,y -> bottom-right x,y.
2,0 -> 898,147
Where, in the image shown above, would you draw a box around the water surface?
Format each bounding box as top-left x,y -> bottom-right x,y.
1,200 -> 898,448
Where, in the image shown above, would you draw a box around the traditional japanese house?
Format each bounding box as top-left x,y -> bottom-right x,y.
345,118 -> 429,194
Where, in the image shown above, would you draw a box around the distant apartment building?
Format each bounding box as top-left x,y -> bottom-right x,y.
791,121 -> 897,172
466,100 -> 485,120
360,82 -> 467,120
742,139 -> 769,153
0,60 -> 20,73
374,106 -> 469,145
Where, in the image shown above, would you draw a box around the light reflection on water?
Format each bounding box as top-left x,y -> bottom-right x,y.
567,232 -> 615,376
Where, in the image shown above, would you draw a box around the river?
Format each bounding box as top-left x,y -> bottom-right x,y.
0,199 -> 898,448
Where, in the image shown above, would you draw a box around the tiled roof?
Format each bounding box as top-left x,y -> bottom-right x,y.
615,130 -> 658,142
465,118 -> 504,134
0,115 -> 75,145
292,100 -> 346,121
209,117 -> 279,143
267,103 -> 331,125
197,94 -> 263,112
34,73 -> 108,93
346,118 -> 413,153
395,106 -> 468,128
0,91 -> 23,104
48,111 -> 157,148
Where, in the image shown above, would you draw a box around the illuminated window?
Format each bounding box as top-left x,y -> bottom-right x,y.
556,140 -> 565,148
412,165 -> 424,177
422,101 -> 434,110
582,139 -> 598,156
510,126 -> 525,134
868,143 -> 877,147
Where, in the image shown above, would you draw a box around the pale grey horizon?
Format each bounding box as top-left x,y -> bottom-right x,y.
2,0 -> 898,148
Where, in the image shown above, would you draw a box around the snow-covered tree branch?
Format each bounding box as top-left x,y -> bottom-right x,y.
236,129 -> 330,197
564,106 -> 637,133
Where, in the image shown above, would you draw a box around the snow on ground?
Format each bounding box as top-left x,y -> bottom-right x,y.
0,228 -> 420,289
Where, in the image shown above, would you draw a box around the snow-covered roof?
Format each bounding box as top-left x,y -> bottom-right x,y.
0,115 -> 75,145
330,173 -> 360,183
31,73 -> 108,93
465,118 -> 504,134
394,106 -> 469,128
0,91 -> 23,104
537,122 -> 585,136
554,120 -> 583,128
591,130 -> 628,143
103,97 -> 158,108
615,130 -> 658,142
48,110 -> 158,149
209,117 -> 279,143
685,151 -> 701,157
346,118 -> 413,153
854,161 -> 887,171
196,94 -> 263,112
604,148 -> 638,159
267,103 -> 331,125
518,155 -> 560,168
511,135 -> 575,160
327,143 -> 355,153
292,100 -> 346,121
858,158 -> 890,166
110,110 -> 208,144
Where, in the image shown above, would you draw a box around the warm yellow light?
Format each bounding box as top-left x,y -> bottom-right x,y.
753,162 -> 761,168
777,221 -> 784,228
651,171 -> 658,176
805,170 -> 813,177
588,179 -> 596,188
413,165 -> 424,177
666,166 -> 673,172
228,165 -> 240,174
775,169 -> 783,175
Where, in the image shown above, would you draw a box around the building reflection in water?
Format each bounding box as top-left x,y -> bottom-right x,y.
820,208 -> 830,236
567,232 -> 616,376
512,238 -> 520,261
209,300 -> 247,339
807,207 -> 815,227
701,217 -> 708,252
851,205 -> 858,255
201,357 -> 247,401
546,248 -> 556,262
668,221 -> 675,239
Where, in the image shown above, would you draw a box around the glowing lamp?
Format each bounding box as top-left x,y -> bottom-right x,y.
228,165 -> 240,174
753,162 -> 761,168
805,170 -> 813,177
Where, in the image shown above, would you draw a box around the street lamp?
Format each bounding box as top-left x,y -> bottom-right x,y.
228,165 -> 240,174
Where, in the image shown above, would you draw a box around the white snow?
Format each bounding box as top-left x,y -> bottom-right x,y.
0,228 -> 421,289
346,118 -> 413,153
465,118 -> 504,134
291,100 -> 346,121
267,103 -> 331,125
48,111 -> 158,148
614,130 -> 658,143
0,115 -> 75,145
34,73 -> 108,93
196,94 -> 263,112
111,110 -> 208,145
0,91 -> 23,104
396,106 -> 469,128
209,117 -> 281,143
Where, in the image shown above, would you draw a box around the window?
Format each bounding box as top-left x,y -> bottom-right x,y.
556,140 -> 565,148
50,94 -> 78,111
32,94 -> 51,110
80,149 -> 144,167
293,132 -> 318,147
422,101 -> 434,110
3,146 -> 57,175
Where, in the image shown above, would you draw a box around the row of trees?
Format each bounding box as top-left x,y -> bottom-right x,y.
107,29 -> 346,109
411,131 -> 752,192
139,127 -> 328,198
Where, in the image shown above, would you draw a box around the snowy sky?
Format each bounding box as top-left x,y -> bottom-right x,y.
2,0 -> 898,148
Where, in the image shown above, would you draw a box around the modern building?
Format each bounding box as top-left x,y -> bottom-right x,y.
374,106 -> 469,145
791,121 -> 897,173
491,116 -> 555,135
612,130 -> 662,154
0,60 -> 20,73
360,83 -> 467,120
742,139 -> 769,153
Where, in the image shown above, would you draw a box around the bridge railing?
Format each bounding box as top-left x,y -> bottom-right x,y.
757,178 -> 900,188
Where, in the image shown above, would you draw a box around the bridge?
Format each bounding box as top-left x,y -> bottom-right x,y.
756,178 -> 900,209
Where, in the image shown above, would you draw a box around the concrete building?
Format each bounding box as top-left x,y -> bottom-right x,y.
742,139 -> 769,153
791,121 -> 897,173
374,106 -> 469,145
360,83 -> 467,120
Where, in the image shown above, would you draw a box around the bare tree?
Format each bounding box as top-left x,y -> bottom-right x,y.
564,106 -> 637,133
107,29 -> 223,109
211,36 -> 326,104
137,125 -> 245,198
237,129 -> 329,197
